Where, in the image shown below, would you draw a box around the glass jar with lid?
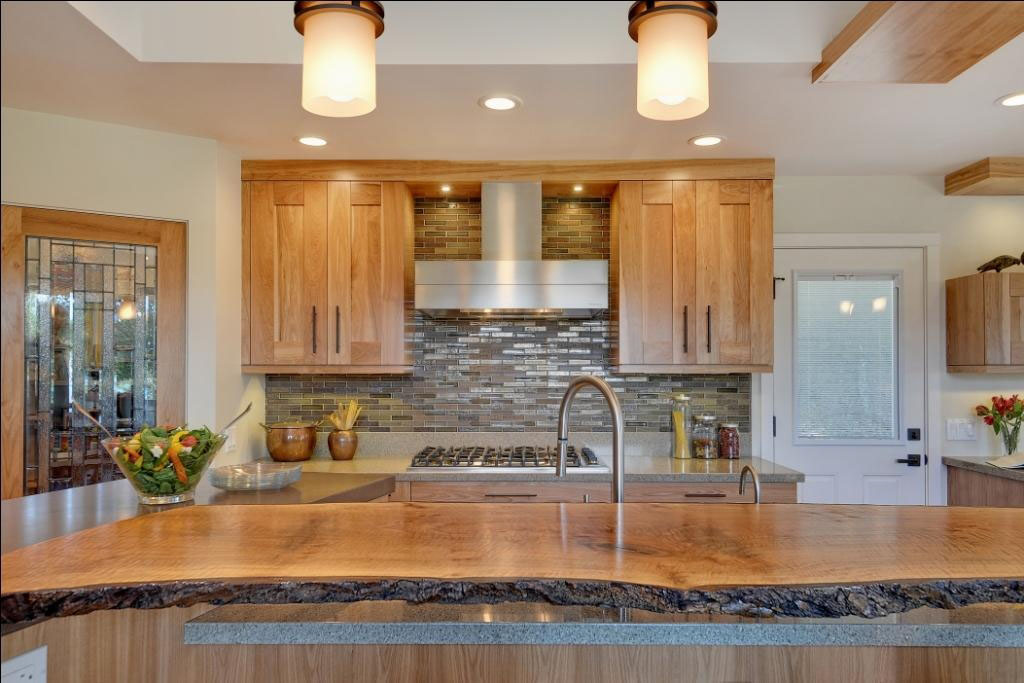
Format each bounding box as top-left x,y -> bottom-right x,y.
692,415 -> 718,459
669,393 -> 691,459
718,423 -> 741,459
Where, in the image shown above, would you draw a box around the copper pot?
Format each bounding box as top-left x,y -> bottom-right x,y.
260,422 -> 318,462
328,430 -> 358,461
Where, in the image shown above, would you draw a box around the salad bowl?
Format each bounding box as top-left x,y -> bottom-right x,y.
103,425 -> 227,504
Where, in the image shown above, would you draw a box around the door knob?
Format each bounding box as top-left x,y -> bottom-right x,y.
896,454 -> 922,467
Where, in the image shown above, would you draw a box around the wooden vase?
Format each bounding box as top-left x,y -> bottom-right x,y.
328,430 -> 358,461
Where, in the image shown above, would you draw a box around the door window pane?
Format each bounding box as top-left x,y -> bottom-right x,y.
24,237 -> 158,494
794,276 -> 898,441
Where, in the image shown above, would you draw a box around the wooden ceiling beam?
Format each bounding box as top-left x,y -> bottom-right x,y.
241,159 -> 775,182
813,1 -> 1024,83
945,157 -> 1024,196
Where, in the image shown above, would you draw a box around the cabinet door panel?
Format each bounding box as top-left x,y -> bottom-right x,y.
984,271 -> 1012,365
640,203 -> 675,363
946,275 -> 985,366
327,182 -> 353,365
696,180 -> 772,366
672,181 -> 697,365
1010,273 -> 1024,365
350,203 -> 384,364
249,181 -> 327,365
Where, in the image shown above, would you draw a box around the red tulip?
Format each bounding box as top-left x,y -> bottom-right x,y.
984,416 -> 994,426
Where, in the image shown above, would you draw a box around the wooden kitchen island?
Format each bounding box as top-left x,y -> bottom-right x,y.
3,503 -> 1023,682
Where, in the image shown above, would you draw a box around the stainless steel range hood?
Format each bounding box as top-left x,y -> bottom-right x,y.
414,182 -> 608,318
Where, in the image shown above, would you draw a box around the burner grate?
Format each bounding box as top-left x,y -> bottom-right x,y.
410,445 -> 600,468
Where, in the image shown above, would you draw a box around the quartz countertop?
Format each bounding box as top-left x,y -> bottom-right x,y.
0,472 -> 394,553
185,602 -> 1024,648
301,455 -> 804,483
943,456 -> 1024,483
3,502 -> 1022,624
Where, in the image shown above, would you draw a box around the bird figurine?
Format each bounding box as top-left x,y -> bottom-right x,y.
977,253 -> 1022,273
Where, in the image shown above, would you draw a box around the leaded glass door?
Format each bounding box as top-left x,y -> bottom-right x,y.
23,237 -> 158,493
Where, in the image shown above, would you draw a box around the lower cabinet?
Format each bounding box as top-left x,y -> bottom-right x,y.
399,481 -> 797,503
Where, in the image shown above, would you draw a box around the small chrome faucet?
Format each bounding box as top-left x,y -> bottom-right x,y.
739,465 -> 761,503
556,375 -> 625,503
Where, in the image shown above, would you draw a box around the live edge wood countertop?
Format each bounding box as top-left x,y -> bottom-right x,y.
3,503 -> 1022,625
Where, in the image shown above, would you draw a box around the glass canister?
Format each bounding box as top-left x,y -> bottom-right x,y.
718,423 -> 741,459
692,415 -> 718,459
669,393 -> 692,459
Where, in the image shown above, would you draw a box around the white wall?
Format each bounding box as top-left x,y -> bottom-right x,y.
775,175 -> 1024,459
1,107 -> 263,464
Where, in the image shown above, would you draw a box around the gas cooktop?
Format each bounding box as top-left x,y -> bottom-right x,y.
408,445 -> 608,472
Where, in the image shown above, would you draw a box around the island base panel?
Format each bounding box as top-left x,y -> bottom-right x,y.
2,607 -> 1021,683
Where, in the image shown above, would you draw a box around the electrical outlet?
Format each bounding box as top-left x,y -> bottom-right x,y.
2,646 -> 46,682
945,418 -> 977,441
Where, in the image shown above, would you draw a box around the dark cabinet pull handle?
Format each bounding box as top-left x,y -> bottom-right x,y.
683,306 -> 688,353
706,305 -> 712,354
685,492 -> 727,498
335,306 -> 340,354
312,306 -> 317,354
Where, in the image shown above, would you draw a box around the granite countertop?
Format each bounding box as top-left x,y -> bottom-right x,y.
0,472 -> 394,553
3,503 -> 1022,625
185,602 -> 1024,648
943,456 -> 1024,483
302,455 -> 804,483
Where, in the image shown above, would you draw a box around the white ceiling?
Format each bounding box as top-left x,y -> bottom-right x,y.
69,1 -> 867,65
3,1 -> 1022,174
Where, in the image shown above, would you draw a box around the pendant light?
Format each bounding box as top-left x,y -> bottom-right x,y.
293,1 -> 385,117
628,1 -> 717,121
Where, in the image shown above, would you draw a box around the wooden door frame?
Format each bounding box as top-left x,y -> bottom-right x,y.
755,232 -> 943,505
1,205 -> 187,499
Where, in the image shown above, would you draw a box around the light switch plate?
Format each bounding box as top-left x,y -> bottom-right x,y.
945,418 -> 977,441
1,645 -> 46,683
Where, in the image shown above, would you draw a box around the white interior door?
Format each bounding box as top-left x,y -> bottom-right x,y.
772,248 -> 927,504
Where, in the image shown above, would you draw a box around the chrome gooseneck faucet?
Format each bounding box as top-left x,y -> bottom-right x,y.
739,464 -> 761,503
556,375 -> 625,503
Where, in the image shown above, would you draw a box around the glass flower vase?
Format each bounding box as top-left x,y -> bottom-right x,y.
1001,424 -> 1021,456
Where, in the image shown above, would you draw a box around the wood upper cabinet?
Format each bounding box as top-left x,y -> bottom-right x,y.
244,180 -> 412,373
613,179 -> 772,373
946,271 -> 1024,373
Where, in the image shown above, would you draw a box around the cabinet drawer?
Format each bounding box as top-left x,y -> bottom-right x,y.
627,482 -> 796,503
408,481 -> 610,503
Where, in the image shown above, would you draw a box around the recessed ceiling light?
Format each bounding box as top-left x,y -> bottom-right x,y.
689,135 -> 724,146
479,95 -> 521,111
440,184 -> 451,193
573,184 -> 584,192
996,92 -> 1024,107
297,136 -> 327,146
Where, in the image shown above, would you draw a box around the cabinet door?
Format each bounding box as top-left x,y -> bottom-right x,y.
327,182 -> 409,366
695,180 -> 773,366
1012,274 -> 1024,365
617,181 -> 695,365
249,181 -> 328,365
946,274 -> 985,366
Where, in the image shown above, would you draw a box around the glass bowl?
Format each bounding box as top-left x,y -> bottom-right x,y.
102,431 -> 227,505
209,462 -> 302,491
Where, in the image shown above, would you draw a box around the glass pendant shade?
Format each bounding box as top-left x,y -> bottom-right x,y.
635,11 -> 710,121
301,9 -> 377,117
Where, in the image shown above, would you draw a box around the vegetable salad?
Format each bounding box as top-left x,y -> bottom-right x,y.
112,425 -> 224,496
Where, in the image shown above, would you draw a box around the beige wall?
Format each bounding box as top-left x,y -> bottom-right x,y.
775,175 -> 1024,459
0,107 -> 263,464
2,107 -> 1020,469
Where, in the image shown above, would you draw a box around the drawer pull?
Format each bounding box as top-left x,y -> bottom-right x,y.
483,493 -> 538,498
684,492 -> 727,498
